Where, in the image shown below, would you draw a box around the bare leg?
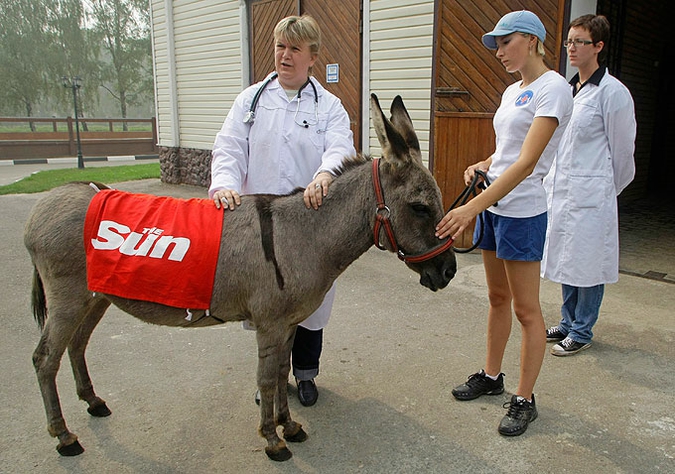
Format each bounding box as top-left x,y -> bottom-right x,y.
504,260 -> 546,398
482,250 -> 513,377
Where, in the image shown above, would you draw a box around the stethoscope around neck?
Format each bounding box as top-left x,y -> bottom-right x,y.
242,72 -> 319,128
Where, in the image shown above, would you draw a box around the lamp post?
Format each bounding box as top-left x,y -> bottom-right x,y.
62,76 -> 84,169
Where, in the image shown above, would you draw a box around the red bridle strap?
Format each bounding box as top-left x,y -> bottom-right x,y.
371,158 -> 454,263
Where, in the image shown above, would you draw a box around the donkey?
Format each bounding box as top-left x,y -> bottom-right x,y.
25,94 -> 456,461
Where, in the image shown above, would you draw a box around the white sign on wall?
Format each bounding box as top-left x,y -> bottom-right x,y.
326,64 -> 339,83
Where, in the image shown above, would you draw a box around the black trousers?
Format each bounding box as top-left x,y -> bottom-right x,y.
292,326 -> 323,380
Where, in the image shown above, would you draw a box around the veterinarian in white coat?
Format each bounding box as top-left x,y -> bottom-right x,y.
209,15 -> 355,407
542,14 -> 636,356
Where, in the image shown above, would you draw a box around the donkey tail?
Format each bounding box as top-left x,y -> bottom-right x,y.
31,266 -> 48,330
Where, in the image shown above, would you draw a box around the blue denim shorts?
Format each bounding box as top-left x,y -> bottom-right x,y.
473,211 -> 547,261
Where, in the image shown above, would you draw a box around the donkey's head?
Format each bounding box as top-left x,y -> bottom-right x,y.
370,94 -> 456,291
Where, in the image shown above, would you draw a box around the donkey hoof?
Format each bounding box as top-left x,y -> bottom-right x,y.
87,403 -> 112,417
265,445 -> 293,462
57,440 -> 84,456
284,427 -> 308,443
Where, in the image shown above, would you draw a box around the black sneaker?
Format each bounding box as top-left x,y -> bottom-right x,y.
551,337 -> 591,356
546,326 -> 566,342
452,370 -> 504,400
498,394 -> 538,436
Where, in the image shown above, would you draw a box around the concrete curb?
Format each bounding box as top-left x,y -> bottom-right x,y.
0,154 -> 158,166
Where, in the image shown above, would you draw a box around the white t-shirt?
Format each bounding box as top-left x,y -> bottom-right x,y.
488,70 -> 573,217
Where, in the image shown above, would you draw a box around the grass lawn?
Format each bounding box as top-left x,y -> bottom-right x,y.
0,163 -> 161,195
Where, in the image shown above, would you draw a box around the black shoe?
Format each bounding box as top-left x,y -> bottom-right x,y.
254,389 -> 261,406
498,394 -> 538,436
546,326 -> 566,342
551,337 -> 591,356
296,378 -> 318,407
452,370 -> 504,401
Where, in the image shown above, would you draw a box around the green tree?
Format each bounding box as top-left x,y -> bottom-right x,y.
46,0 -> 101,118
0,0 -> 51,123
89,0 -> 153,128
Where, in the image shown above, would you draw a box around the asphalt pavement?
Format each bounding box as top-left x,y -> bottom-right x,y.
0,163 -> 673,473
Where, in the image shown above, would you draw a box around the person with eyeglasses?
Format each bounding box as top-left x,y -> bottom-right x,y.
436,10 -> 572,436
209,14 -> 356,407
542,14 -> 636,356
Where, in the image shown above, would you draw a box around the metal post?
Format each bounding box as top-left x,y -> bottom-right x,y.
63,76 -> 84,168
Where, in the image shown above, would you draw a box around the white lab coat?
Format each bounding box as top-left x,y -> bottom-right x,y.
210,73 -> 355,329
542,68 -> 636,287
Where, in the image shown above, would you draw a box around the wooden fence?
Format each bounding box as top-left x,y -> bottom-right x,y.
0,117 -> 158,161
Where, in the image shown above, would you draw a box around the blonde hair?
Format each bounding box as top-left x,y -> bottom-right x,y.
522,33 -> 546,57
274,15 -> 321,55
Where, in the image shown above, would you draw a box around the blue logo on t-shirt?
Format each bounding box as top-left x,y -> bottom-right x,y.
515,90 -> 533,107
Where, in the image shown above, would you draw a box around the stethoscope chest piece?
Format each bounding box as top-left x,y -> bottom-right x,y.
243,110 -> 255,124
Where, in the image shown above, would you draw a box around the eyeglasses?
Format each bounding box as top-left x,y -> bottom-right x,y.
563,39 -> 594,48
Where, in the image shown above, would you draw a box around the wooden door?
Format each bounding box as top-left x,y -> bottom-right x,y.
432,0 -> 566,247
249,0 -> 362,149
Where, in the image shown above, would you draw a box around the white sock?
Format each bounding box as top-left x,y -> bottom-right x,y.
484,371 -> 499,381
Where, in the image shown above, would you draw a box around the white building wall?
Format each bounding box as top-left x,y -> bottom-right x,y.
151,0 -> 245,150
150,0 -> 175,146
367,0 -> 435,163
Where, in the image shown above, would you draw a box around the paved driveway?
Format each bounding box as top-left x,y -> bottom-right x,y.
1,178 -> 673,473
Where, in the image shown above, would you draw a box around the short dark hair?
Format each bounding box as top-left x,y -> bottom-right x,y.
569,14 -> 610,64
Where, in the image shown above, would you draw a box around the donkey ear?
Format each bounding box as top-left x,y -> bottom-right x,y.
370,93 -> 410,168
389,96 -> 422,165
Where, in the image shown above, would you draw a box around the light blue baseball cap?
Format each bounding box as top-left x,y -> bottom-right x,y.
482,10 -> 546,50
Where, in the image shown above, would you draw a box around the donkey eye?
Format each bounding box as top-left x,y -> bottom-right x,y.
410,203 -> 431,218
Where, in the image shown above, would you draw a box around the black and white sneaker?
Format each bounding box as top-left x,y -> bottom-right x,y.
551,336 -> 591,356
498,394 -> 538,436
546,326 -> 566,342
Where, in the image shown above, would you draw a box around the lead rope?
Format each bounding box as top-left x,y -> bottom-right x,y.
449,169 -> 495,254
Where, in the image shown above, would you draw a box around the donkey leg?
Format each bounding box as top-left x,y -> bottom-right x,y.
255,329 -> 292,462
67,298 -> 112,418
33,313 -> 86,456
276,326 -> 307,444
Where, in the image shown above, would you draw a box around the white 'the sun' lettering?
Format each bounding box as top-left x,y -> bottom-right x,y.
91,220 -> 190,261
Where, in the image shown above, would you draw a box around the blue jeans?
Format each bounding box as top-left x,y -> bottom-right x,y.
558,284 -> 605,344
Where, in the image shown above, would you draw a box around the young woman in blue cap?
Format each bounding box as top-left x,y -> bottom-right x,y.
436,10 -> 573,435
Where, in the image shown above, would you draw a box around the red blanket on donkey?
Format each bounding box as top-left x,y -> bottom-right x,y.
84,189 -> 223,310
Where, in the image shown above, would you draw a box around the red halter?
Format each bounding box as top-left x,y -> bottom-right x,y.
372,158 -> 454,264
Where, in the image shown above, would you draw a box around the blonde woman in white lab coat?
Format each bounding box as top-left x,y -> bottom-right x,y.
542,14 -> 636,356
209,15 -> 355,406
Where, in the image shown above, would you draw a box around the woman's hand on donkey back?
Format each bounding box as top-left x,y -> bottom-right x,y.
304,172 -> 334,210
213,189 -> 241,211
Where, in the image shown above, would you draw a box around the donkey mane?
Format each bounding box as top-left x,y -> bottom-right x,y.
332,154 -> 371,177
287,154 -> 371,196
